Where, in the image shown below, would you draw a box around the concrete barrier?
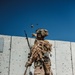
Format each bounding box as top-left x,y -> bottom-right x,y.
0,35 -> 75,75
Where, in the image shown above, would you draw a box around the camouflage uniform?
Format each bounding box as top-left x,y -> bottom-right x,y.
25,29 -> 53,75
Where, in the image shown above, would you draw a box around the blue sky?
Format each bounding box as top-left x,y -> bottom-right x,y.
0,0 -> 75,42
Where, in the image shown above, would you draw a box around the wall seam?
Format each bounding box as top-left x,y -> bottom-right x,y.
8,36 -> 12,75
70,42 -> 74,75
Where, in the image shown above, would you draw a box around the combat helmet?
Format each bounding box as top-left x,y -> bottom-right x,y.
36,28 -> 48,38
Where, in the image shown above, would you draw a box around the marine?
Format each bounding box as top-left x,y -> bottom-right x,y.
25,28 -> 53,75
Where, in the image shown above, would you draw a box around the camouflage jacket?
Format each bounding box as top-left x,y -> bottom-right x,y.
27,39 -> 52,66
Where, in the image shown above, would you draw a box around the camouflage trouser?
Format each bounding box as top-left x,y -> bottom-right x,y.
44,61 -> 51,75
43,57 -> 53,75
34,61 -> 45,75
34,66 -> 45,75
34,59 -> 53,75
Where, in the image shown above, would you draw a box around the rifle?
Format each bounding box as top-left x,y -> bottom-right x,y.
24,30 -> 31,50
24,30 -> 31,75
24,66 -> 28,75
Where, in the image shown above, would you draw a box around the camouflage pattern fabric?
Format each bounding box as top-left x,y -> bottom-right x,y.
25,29 -> 53,75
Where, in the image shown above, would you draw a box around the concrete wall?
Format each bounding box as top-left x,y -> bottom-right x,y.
0,35 -> 75,75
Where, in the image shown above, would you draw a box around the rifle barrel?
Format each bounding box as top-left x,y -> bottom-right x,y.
24,30 -> 31,50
